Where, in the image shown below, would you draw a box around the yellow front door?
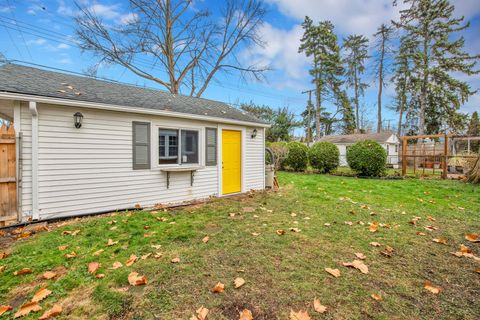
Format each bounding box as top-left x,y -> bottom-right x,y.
222,130 -> 241,194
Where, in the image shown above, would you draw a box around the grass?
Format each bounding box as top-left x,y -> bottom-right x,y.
0,172 -> 479,319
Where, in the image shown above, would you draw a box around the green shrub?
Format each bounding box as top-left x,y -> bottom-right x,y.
309,142 -> 340,173
269,141 -> 289,170
346,140 -> 387,176
285,142 -> 309,171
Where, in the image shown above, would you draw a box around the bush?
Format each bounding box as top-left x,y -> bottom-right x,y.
285,142 -> 309,171
269,141 -> 289,170
346,140 -> 387,176
309,142 -> 339,173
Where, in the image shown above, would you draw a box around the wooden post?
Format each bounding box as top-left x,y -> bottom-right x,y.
402,137 -> 407,176
442,134 -> 448,179
0,124 -> 17,227
413,143 -> 417,175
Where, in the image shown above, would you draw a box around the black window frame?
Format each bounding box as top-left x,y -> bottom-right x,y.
132,121 -> 151,170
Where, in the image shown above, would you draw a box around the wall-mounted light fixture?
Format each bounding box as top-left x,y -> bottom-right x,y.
251,128 -> 257,139
73,112 -> 83,128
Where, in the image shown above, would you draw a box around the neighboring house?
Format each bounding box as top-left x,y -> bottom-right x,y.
0,63 -> 268,222
319,132 -> 400,167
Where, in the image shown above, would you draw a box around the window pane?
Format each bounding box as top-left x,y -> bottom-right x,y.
135,124 -> 148,144
181,130 -> 198,164
133,122 -> 150,170
134,145 -> 148,165
205,128 -> 217,166
159,129 -> 179,164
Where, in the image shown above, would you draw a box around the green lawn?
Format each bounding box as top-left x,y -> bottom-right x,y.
1,172 -> 479,319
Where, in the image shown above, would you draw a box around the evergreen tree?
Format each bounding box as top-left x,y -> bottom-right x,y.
467,111 -> 480,152
301,100 -> 315,144
337,90 -> 356,134
393,0 -> 479,135
372,24 -> 395,133
342,35 -> 369,132
299,17 -> 343,141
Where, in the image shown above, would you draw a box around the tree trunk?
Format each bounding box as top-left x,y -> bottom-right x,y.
315,62 -> 322,141
467,156 -> 480,184
397,102 -> 404,137
418,35 -> 429,136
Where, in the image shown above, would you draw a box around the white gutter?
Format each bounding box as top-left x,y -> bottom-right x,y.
29,101 -> 39,220
0,92 -> 270,128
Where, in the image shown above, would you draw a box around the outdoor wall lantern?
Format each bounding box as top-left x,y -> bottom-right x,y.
251,128 -> 258,139
73,112 -> 83,128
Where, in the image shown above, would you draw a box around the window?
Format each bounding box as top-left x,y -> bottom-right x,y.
205,128 -> 217,166
132,122 -> 151,170
158,128 -> 199,165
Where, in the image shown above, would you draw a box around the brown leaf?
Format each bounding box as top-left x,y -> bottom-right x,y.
242,207 -> 255,213
276,229 -> 286,235
111,262 -> 123,269
128,272 -> 147,286
171,257 -> 180,263
107,239 -> 118,246
290,309 -> 311,320
432,238 -> 448,245
151,244 -> 162,250
32,288 -> 52,303
0,252 -> 9,259
424,225 -> 438,231
475,268 -> 480,274
424,281 -> 442,294
289,227 -> 301,233
369,242 -> 381,247
92,249 -> 104,256
313,298 -> 327,313
371,293 -> 382,301
0,266 -> 5,273
95,274 -> 105,279
325,268 -> 341,278
64,251 -> 76,258
234,277 -> 245,289
38,304 -> 62,320
354,252 -> 366,260
369,222 -> 379,232
416,232 -> 426,236
427,216 -> 436,221
14,268 -> 33,276
57,245 -> 68,251
88,262 -> 100,274
239,309 -> 253,320
42,271 -> 57,280
202,236 -> 209,243
125,255 -> 138,266
465,233 -> 479,242
14,301 -> 42,318
212,282 -> 225,293
141,253 -> 152,260
0,305 -> 13,316
156,217 -> 168,222
195,306 -> 209,320
342,260 -> 369,274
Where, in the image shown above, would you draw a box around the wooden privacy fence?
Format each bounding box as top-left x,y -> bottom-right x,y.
0,124 -> 17,227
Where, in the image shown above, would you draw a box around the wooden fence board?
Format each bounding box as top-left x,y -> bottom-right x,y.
0,124 -> 18,226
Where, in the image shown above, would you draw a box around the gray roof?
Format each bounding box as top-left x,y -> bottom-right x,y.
0,63 -> 265,125
319,132 -> 397,144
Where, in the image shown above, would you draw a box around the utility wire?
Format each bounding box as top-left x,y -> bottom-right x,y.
5,0 -> 34,62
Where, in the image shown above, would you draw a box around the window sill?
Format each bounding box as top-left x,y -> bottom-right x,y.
158,165 -> 205,172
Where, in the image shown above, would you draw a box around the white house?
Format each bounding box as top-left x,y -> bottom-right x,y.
319,132 -> 400,167
0,63 -> 268,223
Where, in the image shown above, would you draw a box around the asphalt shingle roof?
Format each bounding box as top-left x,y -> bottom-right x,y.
319,132 -> 397,144
0,63 -> 265,125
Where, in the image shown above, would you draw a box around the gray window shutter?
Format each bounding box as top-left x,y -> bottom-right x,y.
132,122 -> 151,169
205,128 -> 217,166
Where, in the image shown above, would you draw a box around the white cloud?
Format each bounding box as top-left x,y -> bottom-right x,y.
88,4 -> 121,20
58,57 -> 72,64
57,0 -> 75,16
0,5 -> 14,13
119,12 -> 139,25
27,38 -> 47,46
57,43 -> 70,50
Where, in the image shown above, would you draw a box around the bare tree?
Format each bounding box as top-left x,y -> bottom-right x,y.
74,0 -> 268,97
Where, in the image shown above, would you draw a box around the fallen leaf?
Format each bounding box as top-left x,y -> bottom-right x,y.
427,216 -> 436,221
344,221 -> 353,226
57,246 -> 68,251
202,236 -> 209,243
111,262 -> 123,269
409,217 -> 421,225
475,268 -> 480,274
151,244 -> 162,249
432,238 -> 448,245
171,257 -> 180,263
141,253 -> 152,260
290,309 -> 311,320
242,207 -> 255,213
325,268 -> 341,278
14,301 -> 41,318
234,277 -> 245,288
32,288 -> 52,303
313,298 -> 327,313
38,304 -> 62,320
92,249 -> 104,256
14,268 -> 33,276
424,281 -> 442,294
289,227 -> 301,232
0,305 -> 12,316
342,260 -> 369,274
424,225 -> 438,231
354,252 -> 366,260
276,229 -> 286,235
156,217 -> 168,222
239,309 -> 253,320
125,255 -> 138,266
465,233 -> 479,242
64,251 -> 76,258
0,266 -> 5,273
128,272 -> 147,286
88,262 -> 100,274
371,293 -> 382,301
212,282 -> 225,293
194,306 -> 209,320
369,222 -> 379,232
96,274 -> 105,279
369,242 -> 381,247
107,239 -> 118,246
251,232 -> 260,236
381,245 -> 395,258
361,204 -> 370,210
154,252 -> 163,259
416,232 -> 426,236
324,223 -> 331,227
0,252 -> 8,259
42,271 -> 56,280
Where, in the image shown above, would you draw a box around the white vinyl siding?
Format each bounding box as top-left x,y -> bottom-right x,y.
244,127 -> 265,190
19,102 -> 32,216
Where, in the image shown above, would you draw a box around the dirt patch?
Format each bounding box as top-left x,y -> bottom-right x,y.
59,286 -> 105,319
220,295 -> 278,320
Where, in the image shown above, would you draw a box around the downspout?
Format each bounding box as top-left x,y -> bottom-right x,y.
29,101 -> 39,220
13,101 -> 22,222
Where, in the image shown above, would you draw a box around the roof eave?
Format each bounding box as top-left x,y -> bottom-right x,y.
0,91 -> 270,128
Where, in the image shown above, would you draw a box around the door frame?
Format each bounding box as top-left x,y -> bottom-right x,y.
217,126 -> 246,196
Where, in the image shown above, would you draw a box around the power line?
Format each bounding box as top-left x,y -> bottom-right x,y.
5,0 -> 34,62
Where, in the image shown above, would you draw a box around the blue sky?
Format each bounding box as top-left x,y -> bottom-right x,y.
0,0 -> 479,134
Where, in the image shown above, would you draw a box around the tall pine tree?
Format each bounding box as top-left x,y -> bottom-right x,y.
393,0 -> 479,135
342,35 -> 369,132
